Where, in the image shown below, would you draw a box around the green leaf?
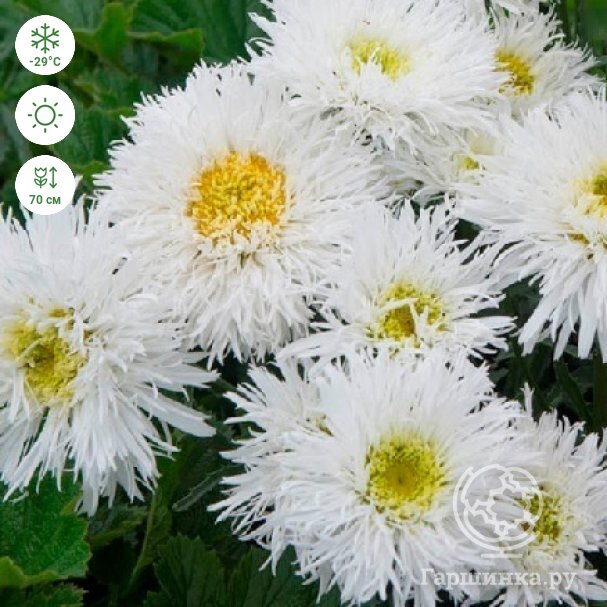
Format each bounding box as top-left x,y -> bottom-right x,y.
129,431 -> 234,591
227,547 -> 343,607
577,0 -> 607,55
73,68 -> 153,110
145,541 -> 344,607
0,584 -> 84,607
554,360 -> 592,421
0,104 -> 35,166
131,0 -> 270,64
0,5 -> 29,61
173,461 -> 239,513
0,477 -> 90,588
51,101 -> 126,182
75,2 -> 131,62
593,350 -> 607,430
16,0 -> 104,30
227,548 -> 324,607
129,29 -> 204,67
144,536 -> 226,607
87,502 -> 147,550
129,0 -> 205,66
193,0 -> 271,62
0,58 -> 41,103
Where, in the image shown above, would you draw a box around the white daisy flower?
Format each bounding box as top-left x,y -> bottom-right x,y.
489,8 -> 597,115
459,91 -> 607,360
214,351 -> 526,607
251,0 -> 504,149
209,360 -> 321,559
487,407 -> 607,606
0,204 -> 216,513
381,128 -> 500,203
97,63 -> 385,363
281,203 -> 511,366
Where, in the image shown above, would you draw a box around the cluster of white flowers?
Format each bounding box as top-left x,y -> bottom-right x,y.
3,0 -> 607,604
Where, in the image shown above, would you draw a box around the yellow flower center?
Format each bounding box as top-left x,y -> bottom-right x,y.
459,156 -> 481,172
576,166 -> 607,219
496,50 -> 535,96
187,151 -> 288,244
366,433 -> 447,520
4,315 -> 85,406
348,36 -> 410,80
371,282 -> 445,343
521,489 -> 566,546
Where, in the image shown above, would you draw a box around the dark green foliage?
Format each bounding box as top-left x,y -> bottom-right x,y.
143,537 -> 343,607
0,584 -> 84,607
0,0 -> 606,605
0,477 -> 90,588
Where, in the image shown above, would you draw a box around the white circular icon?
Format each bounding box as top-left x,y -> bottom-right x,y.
16,156 -> 76,216
15,85 -> 75,146
15,15 -> 75,75
453,464 -> 541,558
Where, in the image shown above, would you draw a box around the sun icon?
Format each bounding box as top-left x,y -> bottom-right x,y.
28,97 -> 63,133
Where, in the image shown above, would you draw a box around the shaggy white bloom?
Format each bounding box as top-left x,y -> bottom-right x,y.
459,91 -> 607,360
251,0 -> 504,149
0,205 -> 216,514
381,128 -> 500,203
486,407 -> 607,606
489,8 -> 597,115
98,63 -> 384,363
214,351 -> 526,607
282,203 -> 511,366
209,361 -> 320,557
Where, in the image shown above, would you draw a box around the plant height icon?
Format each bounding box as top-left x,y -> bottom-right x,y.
31,23 -> 60,54
34,167 -> 48,188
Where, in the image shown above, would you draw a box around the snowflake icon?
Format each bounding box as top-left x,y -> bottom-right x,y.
31,23 -> 60,54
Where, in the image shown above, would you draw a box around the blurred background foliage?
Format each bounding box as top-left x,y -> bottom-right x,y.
0,0 -> 606,605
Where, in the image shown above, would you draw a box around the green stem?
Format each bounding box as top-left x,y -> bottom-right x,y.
575,0 -> 583,40
557,0 -> 571,41
127,490 -> 162,593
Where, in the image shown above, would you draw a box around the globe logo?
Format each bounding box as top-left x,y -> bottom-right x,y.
453,464 -> 542,558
